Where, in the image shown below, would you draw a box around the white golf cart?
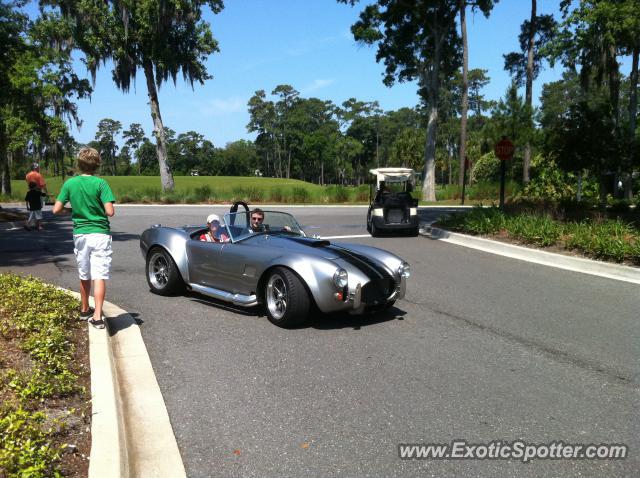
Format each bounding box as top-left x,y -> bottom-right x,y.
366,167 -> 419,237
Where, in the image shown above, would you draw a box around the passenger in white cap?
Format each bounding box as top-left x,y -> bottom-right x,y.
199,213 -> 229,243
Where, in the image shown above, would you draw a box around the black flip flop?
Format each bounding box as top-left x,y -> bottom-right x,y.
88,318 -> 105,329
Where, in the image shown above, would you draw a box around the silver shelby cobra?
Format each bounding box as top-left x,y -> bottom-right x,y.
140,202 -> 410,327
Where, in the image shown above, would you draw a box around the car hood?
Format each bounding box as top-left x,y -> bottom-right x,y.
249,236 -> 395,279
248,234 -> 340,260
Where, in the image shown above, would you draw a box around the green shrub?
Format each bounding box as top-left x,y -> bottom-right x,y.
245,187 -> 264,203
437,204 -> 640,263
0,409 -> 65,478
0,274 -> 85,477
562,220 -> 636,263
470,152 -> 501,183
141,187 -> 161,202
291,187 -> 311,203
231,187 -> 247,201
522,154 -> 576,200
608,199 -> 631,214
629,239 -> 640,265
270,188 -> 285,203
436,184 -> 461,201
355,187 -> 370,202
439,205 -> 505,235
505,214 -> 563,247
193,185 -> 213,202
325,186 -> 350,203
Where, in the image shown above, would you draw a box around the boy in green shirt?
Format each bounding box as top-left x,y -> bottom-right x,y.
54,147 -> 116,329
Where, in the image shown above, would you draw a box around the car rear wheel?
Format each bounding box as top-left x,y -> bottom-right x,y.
264,267 -> 310,327
146,248 -> 184,295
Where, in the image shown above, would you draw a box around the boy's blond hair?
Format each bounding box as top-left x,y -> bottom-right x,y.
77,147 -> 101,174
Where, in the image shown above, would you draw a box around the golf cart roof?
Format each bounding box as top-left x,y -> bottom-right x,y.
369,167 -> 414,183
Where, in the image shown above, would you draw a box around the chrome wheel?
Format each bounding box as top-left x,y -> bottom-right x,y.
266,274 -> 288,320
149,252 -> 169,289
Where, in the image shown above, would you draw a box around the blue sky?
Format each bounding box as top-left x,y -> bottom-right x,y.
49,0 -> 629,147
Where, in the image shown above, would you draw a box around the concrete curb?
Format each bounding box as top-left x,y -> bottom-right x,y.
422,226 -> 640,285
68,292 -> 186,478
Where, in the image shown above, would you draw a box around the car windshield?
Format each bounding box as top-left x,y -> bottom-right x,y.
223,211 -> 305,242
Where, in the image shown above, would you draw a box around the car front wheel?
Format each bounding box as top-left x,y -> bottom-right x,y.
264,267 -> 310,327
146,247 -> 184,295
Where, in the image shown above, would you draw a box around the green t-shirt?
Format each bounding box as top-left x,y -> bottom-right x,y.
57,175 -> 116,234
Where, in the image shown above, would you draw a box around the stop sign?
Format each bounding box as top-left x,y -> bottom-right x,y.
494,137 -> 515,160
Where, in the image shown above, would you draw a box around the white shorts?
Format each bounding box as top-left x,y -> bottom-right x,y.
27,210 -> 43,223
73,233 -> 113,280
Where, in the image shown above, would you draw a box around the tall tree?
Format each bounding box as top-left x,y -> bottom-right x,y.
94,119 -> 122,175
272,85 -> 299,179
504,7 -> 556,183
30,11 -> 91,179
549,0 -> 636,200
247,90 -> 276,177
45,0 -> 224,191
1,1 -> 29,194
340,0 -> 461,201
122,123 -> 145,175
467,69 -> 493,117
457,0 -> 496,187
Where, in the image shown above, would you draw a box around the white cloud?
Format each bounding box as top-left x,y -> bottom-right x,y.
200,97 -> 246,116
302,79 -> 335,94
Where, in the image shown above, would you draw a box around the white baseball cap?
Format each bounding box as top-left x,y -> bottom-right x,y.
207,213 -> 221,224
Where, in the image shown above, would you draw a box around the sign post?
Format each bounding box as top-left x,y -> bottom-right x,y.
494,137 -> 515,210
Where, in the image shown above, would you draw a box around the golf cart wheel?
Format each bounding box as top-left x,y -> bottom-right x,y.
370,221 -> 379,237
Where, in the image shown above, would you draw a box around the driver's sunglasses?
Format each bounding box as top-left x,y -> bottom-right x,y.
251,216 -> 264,222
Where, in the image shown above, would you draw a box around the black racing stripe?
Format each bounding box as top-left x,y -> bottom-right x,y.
326,245 -> 392,283
283,236 -> 392,284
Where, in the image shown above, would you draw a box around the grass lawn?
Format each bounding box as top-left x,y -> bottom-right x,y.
11,176 -> 325,198
5,175 -> 500,205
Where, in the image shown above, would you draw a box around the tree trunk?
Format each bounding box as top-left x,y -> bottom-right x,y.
577,171 -> 583,202
143,60 -> 174,191
287,149 -> 292,179
376,129 -> 380,167
421,53 -> 441,201
523,0 -> 536,184
625,45 -> 638,201
0,124 -> 10,195
599,173 -> 608,208
458,0 -> 468,187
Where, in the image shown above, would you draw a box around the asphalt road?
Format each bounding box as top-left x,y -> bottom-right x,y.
1,204 -> 639,477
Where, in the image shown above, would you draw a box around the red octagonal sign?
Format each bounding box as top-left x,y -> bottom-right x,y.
494,137 -> 515,160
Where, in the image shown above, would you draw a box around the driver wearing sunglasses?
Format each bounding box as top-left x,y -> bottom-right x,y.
249,208 -> 267,233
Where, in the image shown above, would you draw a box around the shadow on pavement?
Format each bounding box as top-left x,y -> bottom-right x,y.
188,294 -> 263,317
107,312 -> 142,336
0,211 -> 139,269
0,213 -> 74,268
186,290 -> 407,330
308,306 -> 407,331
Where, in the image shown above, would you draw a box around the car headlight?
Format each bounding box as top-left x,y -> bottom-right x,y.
398,262 -> 410,279
333,268 -> 348,288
